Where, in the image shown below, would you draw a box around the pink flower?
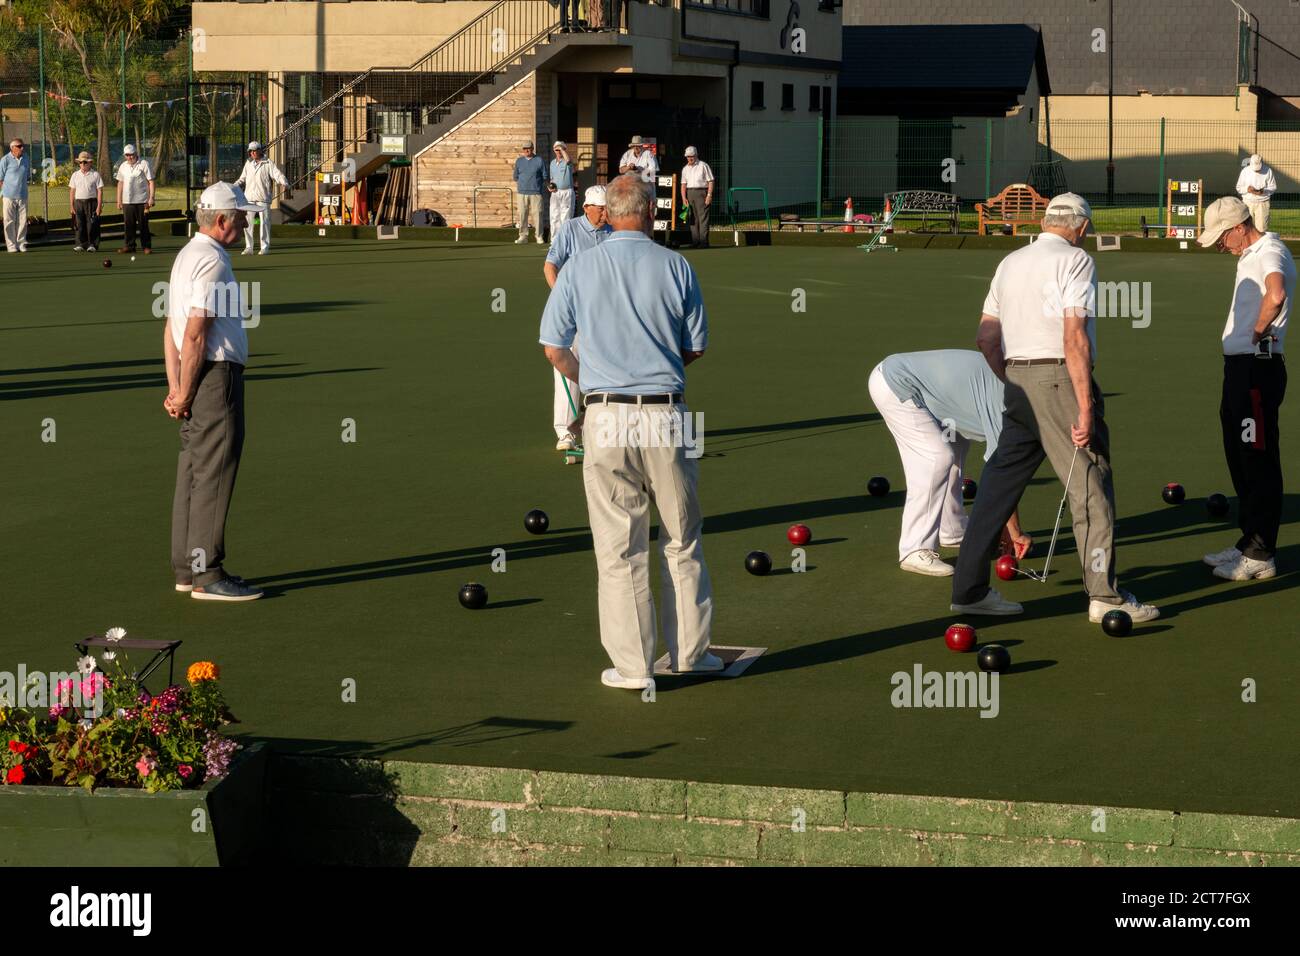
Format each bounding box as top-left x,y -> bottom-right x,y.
55,679 -> 75,707
135,754 -> 156,778
177,764 -> 193,779
79,673 -> 106,699
48,704 -> 67,719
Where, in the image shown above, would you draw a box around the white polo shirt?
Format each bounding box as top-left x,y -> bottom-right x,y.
115,159 -> 153,204
618,148 -> 658,180
69,169 -> 103,200
982,232 -> 1098,361
167,232 -> 249,366
1223,232 -> 1294,355
680,160 -> 714,189
1235,166 -> 1277,207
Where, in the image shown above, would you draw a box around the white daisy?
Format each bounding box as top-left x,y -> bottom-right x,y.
105,627 -> 127,642
76,655 -> 97,675
102,651 -> 117,662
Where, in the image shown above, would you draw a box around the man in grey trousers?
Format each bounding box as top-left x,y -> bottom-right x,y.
164,182 -> 264,602
951,193 -> 1158,624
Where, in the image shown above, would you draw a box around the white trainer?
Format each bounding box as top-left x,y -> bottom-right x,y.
555,435 -> 576,451
514,236 -> 527,244
1202,546 -> 1242,567
1212,555 -> 1277,581
950,588 -> 1023,616
900,549 -> 953,577
672,652 -> 725,674
601,669 -> 654,690
1089,590 -> 1160,624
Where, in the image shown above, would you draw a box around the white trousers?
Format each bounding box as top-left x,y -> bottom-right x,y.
549,188 -> 574,238
582,402 -> 713,679
244,202 -> 271,251
3,196 -> 28,251
553,339 -> 581,439
868,364 -> 970,561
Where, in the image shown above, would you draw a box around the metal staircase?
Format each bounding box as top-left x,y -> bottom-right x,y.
266,0 -> 565,222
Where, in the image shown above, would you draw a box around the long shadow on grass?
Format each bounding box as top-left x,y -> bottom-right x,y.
0,353 -> 280,377
0,365 -> 380,400
706,413 -> 879,439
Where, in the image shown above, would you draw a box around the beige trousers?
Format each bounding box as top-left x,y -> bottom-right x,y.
3,196 -> 28,251
517,192 -> 542,239
1248,201 -> 1270,233
581,401 -> 713,678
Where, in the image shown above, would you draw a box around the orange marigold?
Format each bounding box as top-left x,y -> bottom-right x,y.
186,661 -> 221,685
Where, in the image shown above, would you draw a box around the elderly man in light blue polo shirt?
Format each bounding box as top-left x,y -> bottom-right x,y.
540,173 -> 717,691
869,350 -> 1031,576
544,184 -> 612,452
1,138 -> 31,253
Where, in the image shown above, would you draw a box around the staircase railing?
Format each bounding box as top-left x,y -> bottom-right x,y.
268,0 -> 561,198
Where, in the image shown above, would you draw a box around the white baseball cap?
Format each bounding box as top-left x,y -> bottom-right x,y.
1046,192 -> 1092,220
583,185 -> 607,206
197,181 -> 260,212
248,141 -> 263,152
123,144 -> 136,155
684,146 -> 698,157
1198,196 -> 1252,247
1249,153 -> 1262,171
552,140 -> 565,149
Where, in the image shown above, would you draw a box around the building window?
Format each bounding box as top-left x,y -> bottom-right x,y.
687,1 -> 771,16
781,83 -> 794,111
750,81 -> 765,110
809,86 -> 821,111
822,85 -> 831,113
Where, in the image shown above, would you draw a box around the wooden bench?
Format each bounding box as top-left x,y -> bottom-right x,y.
977,183 -> 1049,236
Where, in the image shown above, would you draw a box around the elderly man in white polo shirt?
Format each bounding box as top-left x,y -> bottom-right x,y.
1235,154 -> 1277,234
115,144 -> 154,255
164,182 -> 264,602
951,193 -> 1158,624
618,135 -> 658,184
679,146 -> 714,248
1198,196 -> 1295,581
68,151 -> 103,252
234,141 -> 289,255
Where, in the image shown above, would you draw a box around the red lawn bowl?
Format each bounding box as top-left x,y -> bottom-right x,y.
996,554 -> 1019,581
944,623 -> 977,653
786,524 -> 812,546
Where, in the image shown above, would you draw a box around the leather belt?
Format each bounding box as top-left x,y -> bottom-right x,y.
583,392 -> 683,408
1006,358 -> 1066,367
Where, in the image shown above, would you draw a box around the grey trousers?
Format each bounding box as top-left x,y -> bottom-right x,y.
952,362 -> 1121,606
686,188 -> 710,246
171,361 -> 245,586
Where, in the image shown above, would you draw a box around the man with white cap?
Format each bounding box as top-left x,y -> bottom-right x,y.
513,141 -> 547,244
618,135 -> 658,183
115,144 -> 154,255
548,140 -> 576,239
1,138 -> 31,253
234,141 -> 289,255
543,184 -> 613,452
951,192 -> 1158,624
679,146 -> 714,248
1198,196 -> 1295,581
68,151 -> 103,252
164,182 -> 264,602
1235,154 -> 1277,234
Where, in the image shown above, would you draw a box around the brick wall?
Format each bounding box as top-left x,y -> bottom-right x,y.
269,756 -> 1300,866
844,0 -> 1300,97
414,73 -> 538,228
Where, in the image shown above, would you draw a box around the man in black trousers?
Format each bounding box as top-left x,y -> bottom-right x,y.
1198,196 -> 1295,581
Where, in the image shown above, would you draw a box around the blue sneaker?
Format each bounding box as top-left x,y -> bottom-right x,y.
191,576 -> 263,602
176,574 -> 246,594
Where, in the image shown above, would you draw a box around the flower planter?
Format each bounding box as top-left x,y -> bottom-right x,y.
0,742 -> 267,866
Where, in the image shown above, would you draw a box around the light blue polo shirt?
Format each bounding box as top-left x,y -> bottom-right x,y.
545,213 -> 612,269
549,159 -> 574,191
878,350 -> 1006,461
0,152 -> 30,200
539,231 -> 707,394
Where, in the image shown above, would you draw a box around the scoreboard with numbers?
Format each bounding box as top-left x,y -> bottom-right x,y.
1165,178 -> 1202,240
315,170 -> 347,226
652,174 -> 678,244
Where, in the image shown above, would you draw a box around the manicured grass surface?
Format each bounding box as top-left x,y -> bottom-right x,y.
3,237 -> 1298,818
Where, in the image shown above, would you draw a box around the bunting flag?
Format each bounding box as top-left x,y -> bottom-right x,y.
0,88 -> 239,109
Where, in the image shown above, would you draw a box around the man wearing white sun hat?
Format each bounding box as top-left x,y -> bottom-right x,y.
1235,154 -> 1277,234
234,141 -> 289,255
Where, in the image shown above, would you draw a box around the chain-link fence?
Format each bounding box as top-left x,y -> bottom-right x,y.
0,24 -> 193,216
713,116 -> 1300,237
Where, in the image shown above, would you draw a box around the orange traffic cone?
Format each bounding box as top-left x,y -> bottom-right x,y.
843,197 -> 854,233
884,195 -> 894,233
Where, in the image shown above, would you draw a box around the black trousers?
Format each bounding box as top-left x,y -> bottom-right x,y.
1220,354 -> 1287,559
73,198 -> 100,248
122,202 -> 151,250
559,0 -> 581,27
